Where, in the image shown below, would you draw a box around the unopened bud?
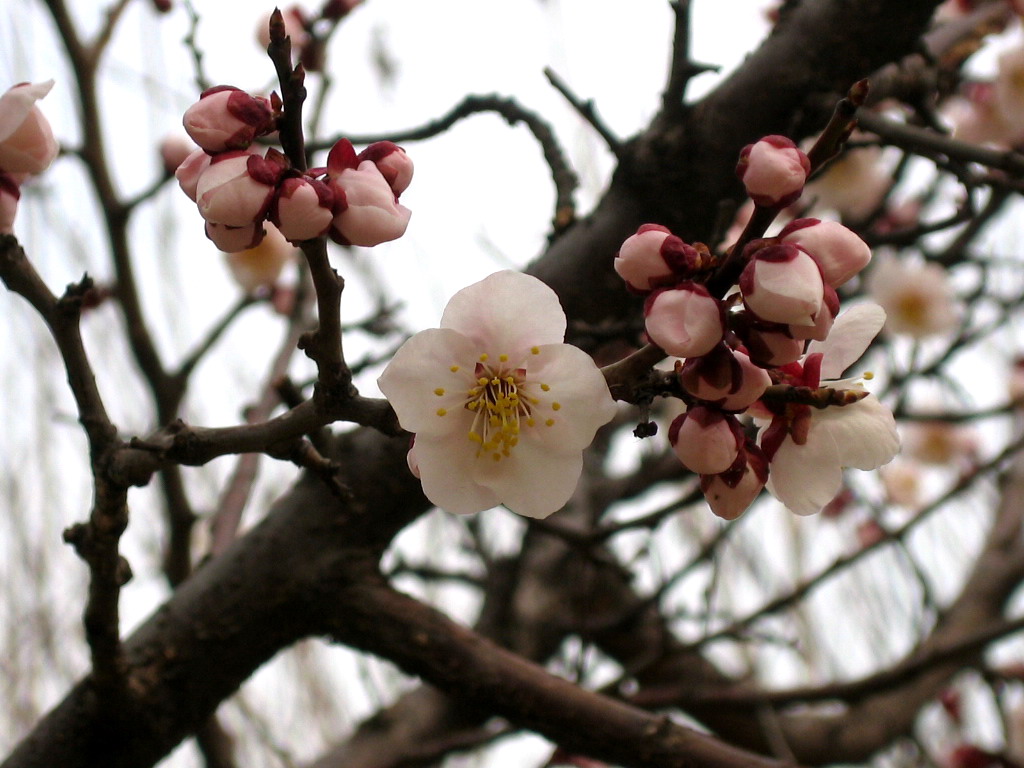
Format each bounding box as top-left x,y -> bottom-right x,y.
736,135 -> 809,209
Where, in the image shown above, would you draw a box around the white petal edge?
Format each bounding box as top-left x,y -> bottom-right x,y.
816,395 -> 901,471
377,328 -> 480,438
809,302 -> 886,380
414,434 -> 502,515
0,81 -> 54,141
440,271 -> 566,355
472,435 -> 584,518
765,427 -> 843,516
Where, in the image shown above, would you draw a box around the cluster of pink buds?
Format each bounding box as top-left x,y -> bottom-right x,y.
615,178 -> 877,519
176,85 -> 411,252
0,81 -> 59,235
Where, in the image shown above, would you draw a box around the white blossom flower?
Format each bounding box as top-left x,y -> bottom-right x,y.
378,271 -> 617,518
867,254 -> 960,338
760,304 -> 900,515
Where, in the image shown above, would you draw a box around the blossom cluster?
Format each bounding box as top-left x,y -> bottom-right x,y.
614,136 -> 899,519
0,81 -> 59,235
176,85 -> 412,252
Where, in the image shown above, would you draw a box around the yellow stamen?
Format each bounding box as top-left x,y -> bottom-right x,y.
551,402 -> 561,411
545,418 -> 555,427
540,383 -> 550,392
450,365 -> 460,373
531,346 -> 540,355
436,408 -> 447,416
434,388 -> 445,396
499,354 -> 508,362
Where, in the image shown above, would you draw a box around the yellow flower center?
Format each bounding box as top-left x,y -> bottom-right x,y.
434,349 -> 559,463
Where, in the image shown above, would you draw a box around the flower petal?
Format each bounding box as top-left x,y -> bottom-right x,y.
808,303 -> 886,380
764,427 -> 843,516
0,81 -> 54,142
524,344 -> 618,451
440,271 -> 566,355
815,395 -> 901,470
378,328 -> 479,438
414,434 -> 501,515
472,435 -> 583,518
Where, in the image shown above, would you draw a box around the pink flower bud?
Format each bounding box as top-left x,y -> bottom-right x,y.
733,312 -> 804,367
224,223 -> 294,291
643,282 -> 724,358
668,407 -> 744,475
700,444 -> 768,521
0,81 -> 60,175
175,148 -> 213,201
736,135 -> 809,208
271,175 -> 335,242
614,224 -> 706,293
182,86 -> 274,153
789,282 -> 838,342
159,135 -> 194,175
329,160 -> 411,247
196,150 -> 285,227
779,218 -> 872,287
205,221 -> 265,253
679,345 -> 771,412
0,173 -> 20,234
358,141 -> 414,196
740,242 -> 824,326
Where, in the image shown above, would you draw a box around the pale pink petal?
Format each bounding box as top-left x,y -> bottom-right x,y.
472,435 -> 583,518
0,81 -> 54,142
808,303 -> 886,379
377,328 -> 480,438
522,344 -> 618,451
414,434 -> 501,515
815,395 -> 900,471
765,428 -> 843,516
440,271 -> 566,354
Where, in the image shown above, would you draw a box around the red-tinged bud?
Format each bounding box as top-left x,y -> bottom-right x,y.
0,172 -> 20,234
0,80 -> 59,175
328,160 -> 411,247
643,282 -> 724,358
321,0 -> 364,20
740,242 -> 824,326
700,442 -> 769,520
736,135 -> 809,209
205,221 -> 265,253
614,224 -> 708,293
668,406 -> 745,475
779,218 -> 872,288
358,141 -> 414,196
947,744 -> 1001,768
732,311 -> 804,367
679,345 -> 771,411
159,135 -> 194,175
790,282 -> 839,342
272,175 -> 335,242
196,150 -> 284,227
151,0 -> 172,12
939,688 -> 962,723
326,137 -> 359,174
182,86 -> 274,153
